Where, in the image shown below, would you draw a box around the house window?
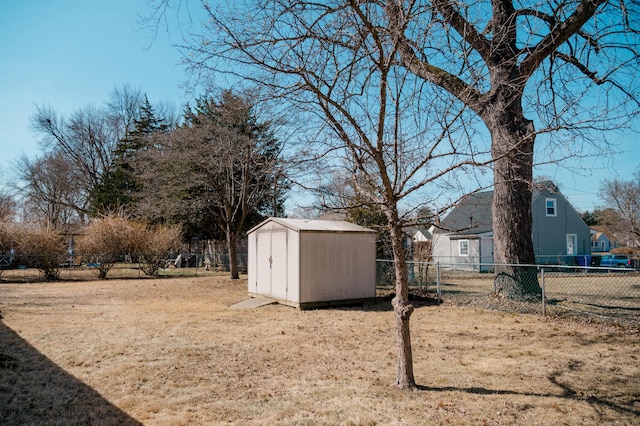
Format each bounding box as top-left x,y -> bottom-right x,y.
458,240 -> 469,256
545,198 -> 557,217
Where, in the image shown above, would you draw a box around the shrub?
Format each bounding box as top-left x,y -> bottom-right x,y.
130,223 -> 182,276
413,240 -> 433,290
14,225 -> 65,280
78,215 -> 136,278
0,222 -> 20,278
0,222 -> 19,251
78,214 -> 182,278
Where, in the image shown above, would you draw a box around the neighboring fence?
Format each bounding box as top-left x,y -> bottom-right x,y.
3,253 -> 637,325
424,254 -> 640,269
377,260 -> 640,326
0,253 -> 247,282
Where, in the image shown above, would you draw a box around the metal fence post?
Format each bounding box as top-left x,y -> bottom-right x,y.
541,268 -> 546,317
436,261 -> 441,303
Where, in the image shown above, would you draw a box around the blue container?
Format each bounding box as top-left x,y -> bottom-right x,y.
575,255 -> 592,266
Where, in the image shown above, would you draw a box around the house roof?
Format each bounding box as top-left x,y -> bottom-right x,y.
590,226 -> 618,242
434,181 -> 564,236
248,217 -> 375,234
414,228 -> 432,237
435,190 -> 494,235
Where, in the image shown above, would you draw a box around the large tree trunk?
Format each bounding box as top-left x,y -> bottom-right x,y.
488,107 -> 542,299
388,217 -> 416,390
226,229 -> 240,279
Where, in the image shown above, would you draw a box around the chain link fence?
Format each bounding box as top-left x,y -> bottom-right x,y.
0,253 -> 247,282
3,253 -> 637,326
377,260 -> 640,326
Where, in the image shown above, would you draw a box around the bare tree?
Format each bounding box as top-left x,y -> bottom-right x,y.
32,105 -> 118,199
0,191 -> 17,222
383,0 -> 640,296
147,1 -> 499,389
147,0 -> 639,389
599,172 -> 640,247
157,0 -> 637,293
30,85 -> 146,220
105,84 -> 146,143
16,152 -> 86,227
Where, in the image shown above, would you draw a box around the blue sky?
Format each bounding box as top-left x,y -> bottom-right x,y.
0,0 -> 638,214
0,0 -> 192,184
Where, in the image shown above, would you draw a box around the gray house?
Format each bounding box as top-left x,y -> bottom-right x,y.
430,182 -> 591,270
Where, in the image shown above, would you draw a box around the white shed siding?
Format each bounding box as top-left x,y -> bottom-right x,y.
299,232 -> 375,303
287,227 -> 301,303
248,218 -> 375,308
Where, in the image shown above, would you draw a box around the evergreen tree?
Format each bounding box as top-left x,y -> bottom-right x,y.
90,96 -> 169,214
136,90 -> 288,279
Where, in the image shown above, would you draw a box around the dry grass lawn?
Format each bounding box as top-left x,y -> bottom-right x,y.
1,275 -> 638,425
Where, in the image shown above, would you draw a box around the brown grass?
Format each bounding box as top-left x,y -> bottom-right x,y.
1,276 -> 638,425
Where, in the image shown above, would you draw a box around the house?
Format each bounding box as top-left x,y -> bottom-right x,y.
247,217 -> 376,309
413,228 -> 432,243
430,182 -> 591,270
590,226 -> 619,252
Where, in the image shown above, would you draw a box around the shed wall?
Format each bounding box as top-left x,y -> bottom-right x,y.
248,218 -> 375,308
298,232 -> 376,303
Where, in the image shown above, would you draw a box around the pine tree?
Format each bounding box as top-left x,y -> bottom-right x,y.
136,91 -> 288,279
90,96 -> 169,214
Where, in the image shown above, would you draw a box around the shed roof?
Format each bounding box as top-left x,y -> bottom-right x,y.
248,217 -> 375,234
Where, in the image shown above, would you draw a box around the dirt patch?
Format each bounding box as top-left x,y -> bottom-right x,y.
1,276 -> 638,425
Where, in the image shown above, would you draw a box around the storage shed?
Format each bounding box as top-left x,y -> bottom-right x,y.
247,217 -> 376,309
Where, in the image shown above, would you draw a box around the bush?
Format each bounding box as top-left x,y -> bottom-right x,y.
0,222 -> 19,252
78,214 -> 182,278
131,223 -> 182,276
78,215 -> 137,278
413,240 -> 433,290
0,222 -> 20,277
14,225 -> 65,280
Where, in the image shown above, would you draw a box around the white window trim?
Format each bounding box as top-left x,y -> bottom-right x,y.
458,239 -> 470,257
566,233 -> 577,255
545,198 -> 557,217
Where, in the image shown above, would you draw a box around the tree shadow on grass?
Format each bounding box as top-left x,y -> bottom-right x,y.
0,321 -> 142,425
416,369 -> 640,419
340,289 -> 441,313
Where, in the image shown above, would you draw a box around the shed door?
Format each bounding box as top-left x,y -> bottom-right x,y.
256,231 -> 272,295
270,230 -> 288,299
255,229 -> 288,299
